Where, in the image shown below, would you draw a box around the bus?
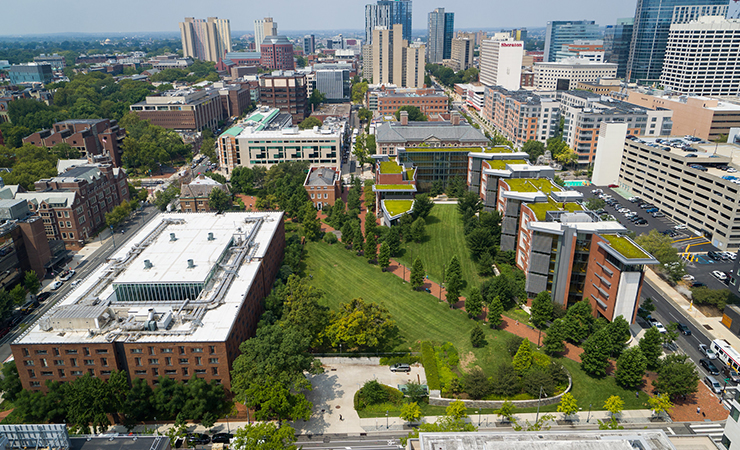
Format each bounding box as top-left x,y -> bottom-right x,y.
710,339 -> 740,372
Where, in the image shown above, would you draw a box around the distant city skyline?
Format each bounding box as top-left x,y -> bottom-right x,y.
3,0 -> 642,37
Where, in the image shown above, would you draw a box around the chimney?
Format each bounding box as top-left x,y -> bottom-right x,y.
170,233 -> 177,241
451,111 -> 460,126
208,232 -> 215,241
400,110 -> 408,126
144,260 -> 153,269
187,259 -> 195,269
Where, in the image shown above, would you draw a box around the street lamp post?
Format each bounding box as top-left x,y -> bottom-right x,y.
386,411 -> 389,429
245,395 -> 251,424
153,416 -> 157,436
477,410 -> 481,426
587,403 -> 592,423
535,386 -> 544,423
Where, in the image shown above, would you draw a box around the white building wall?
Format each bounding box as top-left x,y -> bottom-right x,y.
479,39 -> 523,90
592,122 -> 628,186
614,270 -> 641,323
723,400 -> 740,450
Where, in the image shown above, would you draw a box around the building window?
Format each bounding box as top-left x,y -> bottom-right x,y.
192,348 -> 203,353
179,346 -> 185,355
179,358 -> 189,365
40,359 -> 47,367
152,368 -> 158,376
162,348 -> 173,353
28,369 -> 36,378
182,368 -> 189,376
209,346 -> 216,354
54,360 -> 64,366
134,357 -> 142,366
84,359 -> 95,366
130,348 -> 143,354
134,370 -> 147,375
96,349 -> 108,354
22,348 -> 29,357
24,360 -> 34,366
211,367 -> 219,375
209,358 -> 219,364
53,348 -> 60,356
35,350 -> 48,355
196,357 -> 202,365
101,358 -> 108,367
71,370 -> 83,376
195,369 -> 207,375
166,357 -> 172,366
149,359 -> 159,365
58,369 -> 65,378
30,381 -> 41,387
149,346 -> 155,355
71,358 -> 78,367
83,348 -> 90,356
41,371 -> 53,376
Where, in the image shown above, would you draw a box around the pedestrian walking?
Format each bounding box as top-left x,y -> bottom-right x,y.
340,414 -> 343,421
697,407 -> 701,415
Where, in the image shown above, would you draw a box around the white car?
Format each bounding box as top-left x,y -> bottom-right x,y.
682,274 -> 696,282
674,224 -> 687,230
728,168 -> 738,173
70,280 -> 81,287
50,281 -> 63,290
699,343 -> 717,359
653,322 -> 667,334
713,270 -> 728,281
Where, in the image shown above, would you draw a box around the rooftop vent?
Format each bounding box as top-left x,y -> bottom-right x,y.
208,232 -> 215,241
170,232 -> 177,241
187,259 -> 195,269
144,260 -> 153,269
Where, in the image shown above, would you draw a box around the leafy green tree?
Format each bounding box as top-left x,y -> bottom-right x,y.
648,394 -> 673,419
394,105 -> 427,121
653,354 -> 699,400
401,402 -> 422,423
465,287 -> 483,319
154,184 -> 180,211
24,271 -> 41,295
245,376 -> 312,423
542,318 -> 567,355
302,205 -> 321,241
404,381 -> 428,403
464,367 -> 491,399
0,362 -> 22,402
477,252 -> 495,276
208,187 -> 232,213
585,198 -> 606,210
512,338 -> 533,372
466,228 -> 495,261
410,216 -> 426,243
491,362 -> 521,397
341,220 -> 355,248
639,326 -> 663,371
445,255 -> 463,308
615,346 -> 647,389
635,229 -> 684,281
232,422 -> 299,450
351,81 -> 369,104
470,323 -> 486,348
401,415 -> 476,446
387,226 -> 402,256
298,116 -> 322,130
531,291 -> 554,328
562,300 -> 593,343
557,393 -> 579,421
446,400 -> 468,420
123,378 -> 153,425
496,400 -> 516,423
604,395 -> 624,419
323,298 -> 398,351
280,275 -> 330,346
365,232 -> 377,262
352,220 -> 364,252
10,284 -> 26,305
605,315 -> 632,357
488,295 -> 504,329
410,257 -> 425,290
412,194 -> 434,219
580,328 -> 611,378
357,107 -> 372,122
378,241 -> 391,271
522,140 -> 545,161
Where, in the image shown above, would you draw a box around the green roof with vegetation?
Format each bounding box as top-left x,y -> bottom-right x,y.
404,147 -> 478,152
488,159 -> 527,170
526,199 -> 583,221
405,168 -> 416,179
379,161 -> 404,174
384,200 -> 414,217
374,184 -> 416,190
600,234 -> 651,259
504,178 -> 563,194
483,147 -> 515,154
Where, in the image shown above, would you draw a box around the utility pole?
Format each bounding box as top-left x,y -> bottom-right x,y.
535,386 -> 544,423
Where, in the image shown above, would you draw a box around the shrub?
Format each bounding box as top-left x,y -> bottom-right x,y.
421,342 -> 441,390
532,352 -> 551,369
505,335 -> 524,357
323,232 -> 338,244
379,355 -> 421,366
354,380 -> 404,410
465,367 -> 491,400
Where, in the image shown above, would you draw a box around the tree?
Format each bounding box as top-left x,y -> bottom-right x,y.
580,328 -> 611,378
512,338 -> 533,372
477,252 -> 495,276
653,354 -> 699,400
542,318 -> 567,355
302,205 -> 321,241
323,298 -> 398,351
410,257 -> 425,290
341,220 -> 355,248
470,323 -> 486,348
412,194 -> 434,219
562,300 -> 593,343
445,400 -> 468,420
24,271 -> 41,295
123,378 -> 153,425
400,402 -> 422,424
557,393 -> 579,421
298,116 -> 322,130
10,284 -> 26,305
466,287 -> 483,319
639,326 -> 663,371
402,415 -> 476,446
522,140 -> 545,161
585,198 -> 606,210
604,395 -> 624,419
531,291 -> 554,329
394,105 -> 427,122
605,315 -> 632,357
353,133 -> 370,168
465,367 -> 491,400
648,394 -> 673,419
232,422 -> 299,450
0,362 -> 22,402
662,322 -> 680,349
309,89 -> 326,108
365,232 -> 377,262
635,229 -> 684,281
445,255 -> 464,308
404,381 -> 428,403
554,146 -> 578,168
410,216 -> 426,243
496,400 -> 516,423
638,297 -> 656,320
357,107 -> 372,123
615,346 -> 647,389
378,241 -> 391,271
386,226 -> 401,256
245,376 -> 312,423
488,295 -> 504,329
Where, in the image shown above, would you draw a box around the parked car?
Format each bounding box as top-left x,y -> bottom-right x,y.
674,224 -> 687,230
701,358 -> 721,376
211,433 -> 233,444
50,281 -> 63,290
186,433 -> 210,445
704,375 -> 723,394
652,212 -> 665,218
692,281 -> 706,288
683,274 -> 695,282
712,270 -> 728,281
390,363 -> 411,372
677,323 -> 691,335
699,343 -> 717,359
653,322 -> 667,334
36,292 -> 52,302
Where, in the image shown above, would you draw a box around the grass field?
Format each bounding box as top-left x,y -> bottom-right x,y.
394,205 -> 490,297
305,238 -> 650,416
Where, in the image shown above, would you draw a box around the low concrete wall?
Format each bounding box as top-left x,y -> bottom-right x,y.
428,372 -> 572,409
319,357 -> 381,366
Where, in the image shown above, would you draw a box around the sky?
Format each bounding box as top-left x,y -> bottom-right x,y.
2,0 -> 639,36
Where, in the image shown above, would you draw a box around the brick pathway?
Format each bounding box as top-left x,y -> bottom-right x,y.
643,372 -> 728,421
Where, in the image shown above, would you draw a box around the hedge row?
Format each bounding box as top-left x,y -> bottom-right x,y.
379,355 -> 421,366
421,341 -> 441,390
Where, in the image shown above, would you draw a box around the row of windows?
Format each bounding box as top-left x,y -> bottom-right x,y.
134,357 -> 218,366
130,346 -> 215,355
25,347 -> 107,356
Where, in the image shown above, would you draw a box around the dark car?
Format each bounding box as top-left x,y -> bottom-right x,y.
211,433 -> 233,444
36,292 -> 52,302
186,433 -> 210,445
701,358 -> 720,375
692,281 -> 706,288
676,323 -> 691,335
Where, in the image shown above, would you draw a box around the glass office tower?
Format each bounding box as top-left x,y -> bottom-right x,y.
604,18 -> 634,79
365,0 -> 412,44
543,21 -> 600,62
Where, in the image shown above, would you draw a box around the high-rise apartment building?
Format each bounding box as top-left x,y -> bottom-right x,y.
427,8 -> 454,64
626,0 -> 729,82
661,16 -> 740,96
260,36 -> 295,71
258,72 -> 309,124
254,17 -> 277,49
604,18 -> 634,79
508,28 -> 528,42
179,17 -> 232,62
365,0 -> 412,45
543,20 -> 600,62
450,37 -> 474,71
303,35 -> 316,55
479,38 -> 524,90
372,24 -> 425,88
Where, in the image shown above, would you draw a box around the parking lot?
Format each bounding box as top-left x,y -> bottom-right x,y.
571,185 -> 734,291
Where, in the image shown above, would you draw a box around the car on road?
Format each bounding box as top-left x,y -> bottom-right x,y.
70,280 -> 81,287
676,323 -> 691,335
186,433 -> 210,445
36,292 -> 52,302
712,270 -> 728,281
211,433 -> 233,444
704,375 -> 723,394
390,363 -> 411,372
50,281 -> 63,290
724,365 -> 740,383
699,343 -> 717,359
701,358 -> 721,375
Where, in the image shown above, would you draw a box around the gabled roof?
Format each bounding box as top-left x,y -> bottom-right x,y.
305,167 -> 338,186
17,191 -> 76,208
180,176 -> 229,199
375,121 -> 487,144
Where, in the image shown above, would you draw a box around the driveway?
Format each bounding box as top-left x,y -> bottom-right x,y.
291,357 -> 425,436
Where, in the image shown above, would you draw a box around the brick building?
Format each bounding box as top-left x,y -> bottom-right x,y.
15,163 -> 129,248
258,71 -> 309,124
366,87 -> 448,117
260,36 -> 295,71
130,89 -> 224,132
23,119 -> 126,167
11,212 -> 285,392
179,175 -> 229,213
217,84 -> 252,119
303,167 -> 341,210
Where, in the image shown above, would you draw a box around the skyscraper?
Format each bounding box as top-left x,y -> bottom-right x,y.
427,8 -> 454,64
372,24 -> 425,88
254,17 -> 278,50
604,18 -> 634,79
180,17 -> 232,62
365,0 -> 412,45
626,0 -> 729,82
479,38 -> 523,90
303,35 -> 316,55
543,21 -> 600,62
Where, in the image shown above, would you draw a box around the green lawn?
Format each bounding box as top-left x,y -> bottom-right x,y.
394,205 -> 489,297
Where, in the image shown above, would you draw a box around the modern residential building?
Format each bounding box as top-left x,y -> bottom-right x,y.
217,107 -> 345,172
15,163 -> 129,248
179,175 -> 230,213
604,18 -> 634,79
303,35 -> 316,55
303,167 -> 342,210
362,44 -> 374,81
10,211 -> 285,392
254,17 -> 277,50
618,137 -> 740,250
372,24 -> 426,88
508,28 -> 528,41
626,0 -> 729,82
9,64 -> 53,85
496,177 -> 657,319
23,119 -> 126,167
258,71 -> 309,123
533,58 -> 618,91
427,8 -> 454,64
555,40 -> 605,62
366,86 -> 448,117
449,37 -> 474,71
0,199 -> 54,282
33,54 -> 65,70
479,38 -> 524,90
130,89 -> 223,132
260,36 -> 295,71
455,83 -> 486,111
365,0 -> 413,45
372,156 -> 418,226
179,17 -> 232,63
625,90 -> 740,141
560,90 -> 673,164
661,16 -> 740,97
543,21 -> 600,62
482,86 -> 561,148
